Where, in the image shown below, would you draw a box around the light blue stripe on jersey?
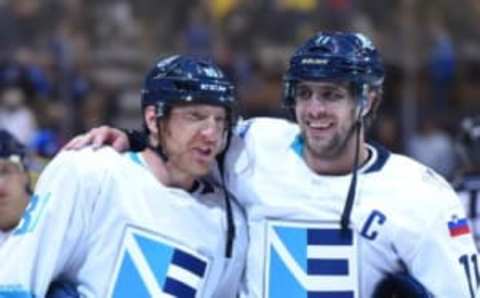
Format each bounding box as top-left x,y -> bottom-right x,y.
290,134 -> 304,157
133,233 -> 173,287
14,193 -> 51,235
0,290 -> 34,297
274,226 -> 307,271
127,152 -> 144,167
111,252 -> 151,298
269,247 -> 305,298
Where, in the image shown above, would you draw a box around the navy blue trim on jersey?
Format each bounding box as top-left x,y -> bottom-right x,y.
363,142 -> 390,174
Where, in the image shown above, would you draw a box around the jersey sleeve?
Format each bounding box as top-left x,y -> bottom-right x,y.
404,186 -> 479,298
0,150 -> 100,297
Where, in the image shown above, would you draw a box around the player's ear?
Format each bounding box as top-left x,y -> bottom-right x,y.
144,105 -> 159,135
361,90 -> 375,117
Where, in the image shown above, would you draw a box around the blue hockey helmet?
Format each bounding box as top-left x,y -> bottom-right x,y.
141,55 -> 236,119
0,129 -> 26,168
283,32 -> 385,107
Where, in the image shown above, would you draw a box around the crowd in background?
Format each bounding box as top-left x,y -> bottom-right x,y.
1,0 -> 480,181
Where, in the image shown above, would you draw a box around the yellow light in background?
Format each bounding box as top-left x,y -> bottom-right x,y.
211,0 -> 238,21
281,0 -> 317,11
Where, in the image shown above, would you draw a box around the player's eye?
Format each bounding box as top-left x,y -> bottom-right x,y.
183,111 -> 205,122
320,88 -> 348,102
296,86 -> 313,101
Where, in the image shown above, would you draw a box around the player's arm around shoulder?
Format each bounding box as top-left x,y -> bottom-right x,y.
401,168 -> 479,297
0,147 -> 107,297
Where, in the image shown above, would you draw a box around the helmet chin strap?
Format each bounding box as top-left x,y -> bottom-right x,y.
147,116 -> 169,162
340,85 -> 367,232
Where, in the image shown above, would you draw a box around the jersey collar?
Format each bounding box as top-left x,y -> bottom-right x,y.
290,135 -> 390,174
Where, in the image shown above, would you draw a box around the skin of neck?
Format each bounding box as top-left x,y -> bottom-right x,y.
141,148 -> 196,190
303,127 -> 370,176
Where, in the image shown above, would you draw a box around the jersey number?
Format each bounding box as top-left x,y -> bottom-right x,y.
459,253 -> 480,298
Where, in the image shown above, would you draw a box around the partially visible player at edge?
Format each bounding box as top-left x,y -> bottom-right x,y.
66,32 -> 479,297
0,55 -> 248,297
455,116 -> 480,250
0,129 -> 81,298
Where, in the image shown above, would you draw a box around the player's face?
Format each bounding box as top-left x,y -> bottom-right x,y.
162,104 -> 228,179
294,81 -> 357,160
0,159 -> 29,231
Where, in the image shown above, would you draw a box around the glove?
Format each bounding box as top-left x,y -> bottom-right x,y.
46,281 -> 80,298
372,273 -> 432,298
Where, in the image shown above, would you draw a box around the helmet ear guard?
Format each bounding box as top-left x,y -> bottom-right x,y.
281,76 -> 297,108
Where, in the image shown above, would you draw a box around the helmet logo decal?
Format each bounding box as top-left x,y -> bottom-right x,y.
314,35 -> 331,46
200,83 -> 227,92
355,33 -> 375,50
156,55 -> 179,69
202,66 -> 223,79
301,58 -> 328,65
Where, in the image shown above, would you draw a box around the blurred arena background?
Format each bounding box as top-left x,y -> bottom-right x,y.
1,0 -> 480,181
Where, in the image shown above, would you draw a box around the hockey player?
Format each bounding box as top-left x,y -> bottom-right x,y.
227,32 -> 477,298
0,129 -> 30,236
0,55 -> 247,298
455,115 -> 480,250
65,33 -> 478,297
0,129 -> 81,298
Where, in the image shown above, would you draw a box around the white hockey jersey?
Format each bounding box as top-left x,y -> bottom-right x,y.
225,118 -> 479,298
0,147 -> 247,298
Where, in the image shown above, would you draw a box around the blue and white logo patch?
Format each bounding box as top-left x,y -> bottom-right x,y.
108,226 -> 210,298
264,220 -> 359,298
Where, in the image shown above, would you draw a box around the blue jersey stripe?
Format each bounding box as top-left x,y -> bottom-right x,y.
308,291 -> 353,298
307,259 -> 349,275
163,277 -> 196,298
308,229 -> 352,245
172,249 -> 207,277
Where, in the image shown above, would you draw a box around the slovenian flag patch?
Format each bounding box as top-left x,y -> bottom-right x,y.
448,217 -> 471,237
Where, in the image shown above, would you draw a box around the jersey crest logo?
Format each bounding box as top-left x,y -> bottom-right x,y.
264,220 -> 359,298
108,226 -> 210,298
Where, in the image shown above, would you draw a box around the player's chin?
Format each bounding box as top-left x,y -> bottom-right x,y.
190,161 -> 212,177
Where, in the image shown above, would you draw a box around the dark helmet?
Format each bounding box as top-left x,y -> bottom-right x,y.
141,55 -> 236,121
458,116 -> 480,166
0,129 -> 26,167
283,32 -> 385,107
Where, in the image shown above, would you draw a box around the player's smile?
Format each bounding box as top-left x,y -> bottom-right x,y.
305,118 -> 336,138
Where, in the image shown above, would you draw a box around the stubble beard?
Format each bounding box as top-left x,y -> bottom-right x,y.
304,121 -> 356,160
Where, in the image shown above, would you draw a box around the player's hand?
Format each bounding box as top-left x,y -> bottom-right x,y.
63,126 -> 130,152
